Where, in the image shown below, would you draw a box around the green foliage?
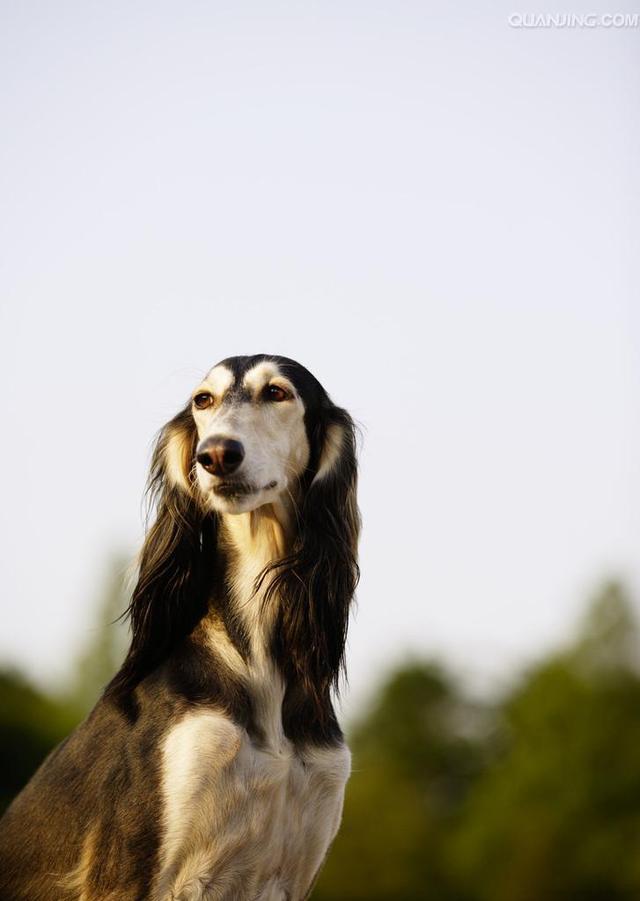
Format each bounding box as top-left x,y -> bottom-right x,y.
315,663 -> 485,900
314,582 -> 640,900
0,669 -> 79,812
449,582 -> 640,901
0,555 -> 130,812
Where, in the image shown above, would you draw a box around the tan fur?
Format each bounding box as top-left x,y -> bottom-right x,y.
164,423 -> 197,494
57,827 -> 109,901
313,421 -> 345,482
223,504 -> 291,749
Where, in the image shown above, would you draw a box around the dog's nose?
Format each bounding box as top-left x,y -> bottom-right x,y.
196,437 -> 245,476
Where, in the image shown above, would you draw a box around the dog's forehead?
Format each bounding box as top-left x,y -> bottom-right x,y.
203,359 -> 287,398
202,355 -> 323,405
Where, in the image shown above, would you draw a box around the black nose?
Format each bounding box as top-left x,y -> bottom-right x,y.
196,437 -> 245,476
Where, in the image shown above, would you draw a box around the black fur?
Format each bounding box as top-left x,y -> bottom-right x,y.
265,404 -> 360,725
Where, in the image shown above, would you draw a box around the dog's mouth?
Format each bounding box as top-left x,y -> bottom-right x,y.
212,479 -> 278,499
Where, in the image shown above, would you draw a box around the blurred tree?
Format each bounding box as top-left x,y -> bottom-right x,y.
0,670 -> 78,813
572,580 -> 640,675
449,581 -> 640,901
314,662 -> 486,901
0,555 -> 131,812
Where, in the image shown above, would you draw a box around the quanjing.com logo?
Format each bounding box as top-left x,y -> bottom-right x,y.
508,12 -> 640,27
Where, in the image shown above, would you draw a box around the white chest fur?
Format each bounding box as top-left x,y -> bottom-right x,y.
155,711 -> 351,901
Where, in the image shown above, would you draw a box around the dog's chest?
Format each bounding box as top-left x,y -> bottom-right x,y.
155,709 -> 350,901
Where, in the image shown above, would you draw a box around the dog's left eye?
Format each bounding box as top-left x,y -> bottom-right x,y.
264,384 -> 291,402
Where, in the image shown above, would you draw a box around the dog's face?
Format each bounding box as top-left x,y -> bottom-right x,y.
191,356 -> 311,513
166,354 -> 333,515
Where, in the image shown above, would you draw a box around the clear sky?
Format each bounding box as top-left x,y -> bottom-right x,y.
1,1 -> 638,711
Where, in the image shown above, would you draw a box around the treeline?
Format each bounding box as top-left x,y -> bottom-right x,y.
0,557 -> 129,812
0,579 -> 638,899
314,582 -> 640,900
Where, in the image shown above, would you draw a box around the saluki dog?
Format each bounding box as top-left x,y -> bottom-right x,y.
0,354 -> 360,901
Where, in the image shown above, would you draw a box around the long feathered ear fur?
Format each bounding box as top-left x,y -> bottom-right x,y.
263,404 -> 361,718
107,405 -> 218,703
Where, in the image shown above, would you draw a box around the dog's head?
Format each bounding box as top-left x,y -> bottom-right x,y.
162,354 -> 350,516
110,355 -> 360,711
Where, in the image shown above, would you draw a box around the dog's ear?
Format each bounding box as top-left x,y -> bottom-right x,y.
266,404 -> 361,718
107,405 -> 218,703
161,406 -> 198,494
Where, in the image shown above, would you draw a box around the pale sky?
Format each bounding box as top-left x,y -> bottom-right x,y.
1,0 -> 638,711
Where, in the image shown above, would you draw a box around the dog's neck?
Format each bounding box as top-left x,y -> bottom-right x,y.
214,497 -> 296,652
195,493 -> 342,747
209,499 -> 296,747
221,498 -> 294,570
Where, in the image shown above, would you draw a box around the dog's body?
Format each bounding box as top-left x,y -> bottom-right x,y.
0,355 -> 360,901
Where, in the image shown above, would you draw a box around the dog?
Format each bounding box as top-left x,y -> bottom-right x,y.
0,354 -> 360,901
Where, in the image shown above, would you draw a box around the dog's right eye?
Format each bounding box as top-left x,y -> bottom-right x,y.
193,393 -> 214,410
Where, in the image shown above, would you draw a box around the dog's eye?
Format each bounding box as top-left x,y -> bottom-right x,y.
264,384 -> 291,403
193,392 -> 214,410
